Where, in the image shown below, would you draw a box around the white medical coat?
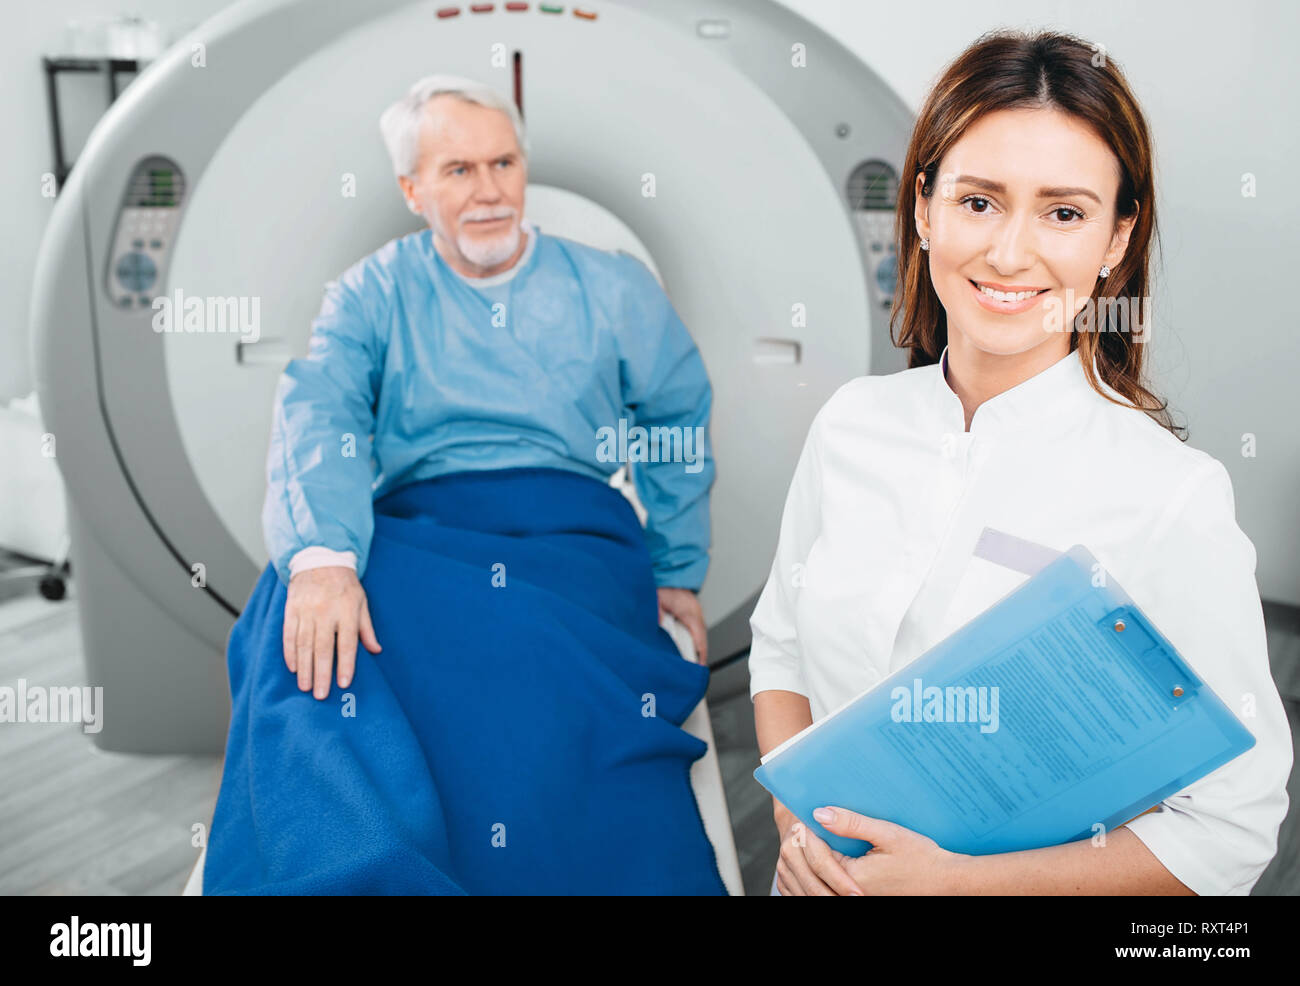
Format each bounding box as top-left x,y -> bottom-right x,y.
749,345 -> 1292,895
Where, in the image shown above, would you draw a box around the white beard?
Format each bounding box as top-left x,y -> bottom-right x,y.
457,218 -> 521,269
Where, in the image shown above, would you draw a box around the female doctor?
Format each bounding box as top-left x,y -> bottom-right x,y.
749,29 -> 1292,896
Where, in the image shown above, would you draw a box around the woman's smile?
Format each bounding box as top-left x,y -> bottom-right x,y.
968,277 -> 1050,314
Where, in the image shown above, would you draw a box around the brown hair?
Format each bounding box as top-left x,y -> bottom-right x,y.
891,29 -> 1185,440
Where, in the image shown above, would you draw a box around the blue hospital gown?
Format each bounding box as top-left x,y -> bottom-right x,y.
262,223 -> 715,588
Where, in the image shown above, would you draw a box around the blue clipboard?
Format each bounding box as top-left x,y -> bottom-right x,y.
753,543 -> 1256,857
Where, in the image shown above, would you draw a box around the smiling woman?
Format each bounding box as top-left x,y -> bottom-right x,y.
892,30 -> 1174,436
752,28 -> 1292,897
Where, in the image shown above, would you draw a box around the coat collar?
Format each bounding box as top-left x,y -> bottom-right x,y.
932,342 -> 1098,437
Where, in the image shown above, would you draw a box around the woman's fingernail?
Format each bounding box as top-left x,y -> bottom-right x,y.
813,807 -> 835,823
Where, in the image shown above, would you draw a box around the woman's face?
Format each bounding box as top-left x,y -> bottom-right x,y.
915,107 -> 1136,360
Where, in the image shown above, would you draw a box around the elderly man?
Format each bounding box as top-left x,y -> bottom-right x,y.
278,76 -> 712,689
203,76 -> 724,895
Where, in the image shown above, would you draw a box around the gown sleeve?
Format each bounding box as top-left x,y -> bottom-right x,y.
614,254 -> 716,591
1119,458 -> 1293,895
747,407 -> 825,700
263,264 -> 385,587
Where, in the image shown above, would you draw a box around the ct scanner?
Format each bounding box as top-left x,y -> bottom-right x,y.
30,0 -> 915,893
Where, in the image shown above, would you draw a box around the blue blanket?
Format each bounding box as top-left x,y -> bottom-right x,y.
204,467 -> 727,895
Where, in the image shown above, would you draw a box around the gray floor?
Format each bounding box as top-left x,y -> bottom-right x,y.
0,584 -> 221,895
0,573 -> 1296,895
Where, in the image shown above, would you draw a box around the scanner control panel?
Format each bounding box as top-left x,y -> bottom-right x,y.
105,156 -> 186,310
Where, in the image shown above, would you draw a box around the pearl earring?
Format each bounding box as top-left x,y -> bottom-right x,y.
920,237 -> 930,251
1099,264 -> 1110,278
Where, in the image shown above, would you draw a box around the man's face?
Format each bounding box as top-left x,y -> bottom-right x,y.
399,94 -> 527,273
915,107 -> 1135,360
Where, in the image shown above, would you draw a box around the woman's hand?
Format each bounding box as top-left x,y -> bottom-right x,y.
657,586 -> 708,663
283,566 -> 382,699
813,806 -> 965,895
774,804 -> 862,896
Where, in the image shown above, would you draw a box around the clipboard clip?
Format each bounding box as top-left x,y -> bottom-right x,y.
1102,606 -> 1199,701
973,529 -> 1199,704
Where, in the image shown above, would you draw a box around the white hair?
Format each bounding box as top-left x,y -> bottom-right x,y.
379,75 -> 529,178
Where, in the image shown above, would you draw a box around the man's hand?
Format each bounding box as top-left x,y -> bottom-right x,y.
774,803 -> 861,896
283,566 -> 382,700
657,586 -> 707,663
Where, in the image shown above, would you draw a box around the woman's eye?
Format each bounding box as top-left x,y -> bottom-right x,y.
1052,206 -> 1085,223
960,195 -> 991,213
